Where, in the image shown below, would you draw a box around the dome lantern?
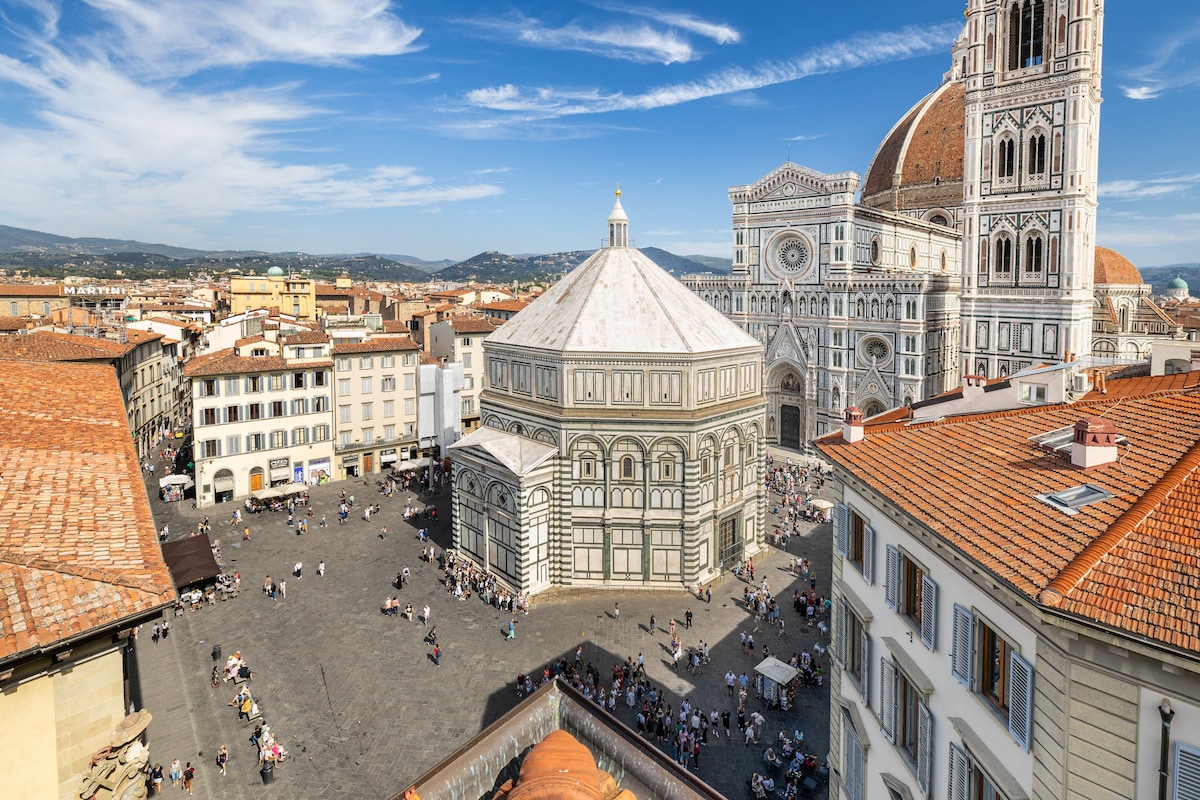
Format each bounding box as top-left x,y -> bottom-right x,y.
606,185 -> 628,248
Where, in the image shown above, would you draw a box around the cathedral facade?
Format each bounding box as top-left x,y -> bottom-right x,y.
685,0 -> 1118,444
449,196 -> 767,594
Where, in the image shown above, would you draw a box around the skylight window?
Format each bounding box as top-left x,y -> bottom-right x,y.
1036,484 -> 1115,515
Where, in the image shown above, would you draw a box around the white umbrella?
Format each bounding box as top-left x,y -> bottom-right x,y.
808,499 -> 834,511
159,475 -> 194,488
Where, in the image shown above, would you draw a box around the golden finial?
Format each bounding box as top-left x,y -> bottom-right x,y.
615,182 -> 621,198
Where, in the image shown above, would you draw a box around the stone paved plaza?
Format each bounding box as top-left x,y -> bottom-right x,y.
133,452 -> 834,800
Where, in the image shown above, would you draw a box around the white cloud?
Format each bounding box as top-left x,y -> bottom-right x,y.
1099,173 -> 1200,199
0,0 -> 501,238
787,134 -> 825,142
470,14 -> 696,64
1119,25 -> 1200,101
598,5 -> 740,45
460,22 -> 962,122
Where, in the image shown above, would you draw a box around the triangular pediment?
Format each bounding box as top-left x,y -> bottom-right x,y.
765,324 -> 810,368
731,163 -> 861,204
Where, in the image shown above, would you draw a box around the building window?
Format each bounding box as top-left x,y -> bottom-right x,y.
835,503 -> 875,584
361,402 -> 373,421
200,379 -> 218,398
881,659 -> 933,796
270,400 -> 285,418
835,597 -> 870,691
202,407 -> 217,426
359,356 -> 374,369
1018,383 -> 1047,404
1027,132 -> 1047,175
1007,0 -> 1046,70
338,379 -> 350,397
270,430 -> 287,448
247,375 -> 262,392
361,377 -> 373,394
200,439 -> 220,458
247,433 -> 265,451
381,376 -> 396,392
995,236 -> 1013,274
293,427 -> 308,445
313,396 -> 328,413
886,546 -> 938,650
291,398 -> 307,415
461,397 -> 474,415
951,605 -> 1035,750
904,358 -> 918,376
383,400 -> 394,418
997,138 -> 1015,179
336,357 -> 351,371
270,374 -> 284,391
292,372 -> 305,389
461,337 -> 473,347
660,459 -> 674,480
381,355 -> 395,368
361,427 -> 374,443
382,425 -> 395,441
248,403 -> 263,420
404,374 -> 415,390
312,370 -> 326,388
581,457 -> 595,479
843,715 -> 865,800
621,456 -> 634,480
404,399 -> 415,416
1025,235 -> 1044,273
313,424 -> 330,441
8,302 -> 16,315
949,743 -> 1014,800
226,405 -> 241,423
338,405 -> 351,424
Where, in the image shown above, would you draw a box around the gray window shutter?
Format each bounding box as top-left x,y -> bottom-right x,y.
948,742 -> 969,800
918,702 -> 933,797
835,502 -> 849,557
834,598 -> 847,666
843,722 -> 864,800
1176,743 -> 1200,800
861,629 -> 871,709
920,574 -> 938,651
863,525 -> 875,584
1008,650 -> 1034,751
951,604 -> 974,686
880,657 -> 896,742
884,545 -> 900,610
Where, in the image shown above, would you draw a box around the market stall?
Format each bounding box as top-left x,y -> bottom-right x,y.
808,498 -> 834,523
159,474 -> 195,503
755,656 -> 799,711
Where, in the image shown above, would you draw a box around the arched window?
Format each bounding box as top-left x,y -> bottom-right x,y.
621,456 -> 634,480
1008,0 -> 1046,70
1025,235 -> 1044,273
1027,132 -> 1047,176
997,137 -> 1016,179
930,214 -> 949,227
995,236 -> 1013,274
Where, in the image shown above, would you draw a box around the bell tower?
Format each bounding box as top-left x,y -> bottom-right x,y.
959,0 -> 1103,377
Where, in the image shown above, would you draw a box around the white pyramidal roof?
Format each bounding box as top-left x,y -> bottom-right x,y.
448,426 -> 557,475
487,194 -> 761,356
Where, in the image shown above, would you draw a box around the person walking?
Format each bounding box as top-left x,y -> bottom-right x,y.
422,605 -> 431,627
649,613 -> 656,634
613,601 -> 620,621
216,745 -> 228,777
182,762 -> 195,795
161,620 -> 169,640
294,561 -> 302,579
279,580 -> 286,599
152,623 -> 160,644
242,525 -> 250,541
685,608 -> 694,629
318,560 -> 325,577
704,586 -> 712,604
149,763 -> 164,795
169,759 -> 182,789
432,644 -> 441,666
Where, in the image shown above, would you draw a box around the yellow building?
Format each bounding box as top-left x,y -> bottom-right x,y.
229,266 -> 318,321
0,360 -> 175,799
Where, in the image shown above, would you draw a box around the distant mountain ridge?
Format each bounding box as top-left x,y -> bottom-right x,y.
0,223 -> 730,283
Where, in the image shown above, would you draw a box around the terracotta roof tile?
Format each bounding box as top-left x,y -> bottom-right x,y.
0,330 -> 133,362
449,318 -> 500,334
0,284 -> 63,297
331,337 -> 419,354
281,330 -> 329,345
1094,246 -> 1144,285
0,360 -> 175,661
477,300 -> 529,313
816,380 -> 1200,654
0,316 -> 32,332
183,348 -> 289,377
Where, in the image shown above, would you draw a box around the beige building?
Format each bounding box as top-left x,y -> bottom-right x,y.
0,283 -> 71,317
228,266 -> 318,321
332,336 -> 422,477
820,365 -> 1200,800
429,317 -> 499,432
0,360 -> 174,800
450,194 -> 767,594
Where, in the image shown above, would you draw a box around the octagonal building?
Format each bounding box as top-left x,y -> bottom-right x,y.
449,192 -> 767,594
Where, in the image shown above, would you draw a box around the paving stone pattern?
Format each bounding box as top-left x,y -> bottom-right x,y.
134,451 -> 834,800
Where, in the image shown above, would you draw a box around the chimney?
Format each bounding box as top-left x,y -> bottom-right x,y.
1071,417 -> 1119,469
962,373 -> 986,401
843,406 -> 865,444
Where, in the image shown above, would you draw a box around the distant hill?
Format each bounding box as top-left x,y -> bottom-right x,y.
374,254 -> 456,272
1141,263 -> 1200,295
431,250 -> 594,283
639,247 -> 723,275
683,254 -> 733,273
0,224 -> 261,259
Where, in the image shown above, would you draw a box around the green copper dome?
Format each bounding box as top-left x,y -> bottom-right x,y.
267,266 -> 285,277
1168,277 -> 1188,290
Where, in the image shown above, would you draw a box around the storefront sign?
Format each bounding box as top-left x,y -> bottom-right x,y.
342,455 -> 359,464
62,285 -> 127,296
269,458 -> 289,469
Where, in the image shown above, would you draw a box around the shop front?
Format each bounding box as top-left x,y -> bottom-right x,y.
309,457 -> 331,485
380,448 -> 397,470
213,469 -> 235,504
292,463 -> 305,484
269,457 -> 291,487
341,454 -> 359,479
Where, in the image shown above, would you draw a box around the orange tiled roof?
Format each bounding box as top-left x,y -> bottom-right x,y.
234,334 -> 267,348
0,316 -> 32,332
332,337 -> 419,354
381,320 -> 410,334
281,330 -> 329,346
0,360 -> 175,660
124,328 -> 163,345
0,330 -> 133,362
0,284 -> 62,297
477,300 -> 528,313
1094,246 -> 1144,285
183,348 -> 288,377
449,318 -> 499,334
817,381 -> 1200,653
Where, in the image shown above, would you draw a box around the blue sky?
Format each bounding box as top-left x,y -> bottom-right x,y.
0,1 -> 1197,266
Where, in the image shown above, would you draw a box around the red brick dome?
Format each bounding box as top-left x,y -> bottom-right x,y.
1093,246 -> 1143,286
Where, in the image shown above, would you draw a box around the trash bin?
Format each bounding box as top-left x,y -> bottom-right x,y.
260,761 -> 275,785
211,644 -> 222,661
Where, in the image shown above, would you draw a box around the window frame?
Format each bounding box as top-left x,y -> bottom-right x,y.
886,546 -> 937,650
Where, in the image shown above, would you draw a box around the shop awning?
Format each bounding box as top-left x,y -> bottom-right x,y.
808,499 -> 835,511
159,475 -> 195,489
161,535 -> 221,590
754,656 -> 798,686
213,477 -> 235,492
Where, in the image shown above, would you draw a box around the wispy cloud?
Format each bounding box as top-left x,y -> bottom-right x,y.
467,13 -> 696,64
1119,24 -> 1200,101
787,133 -> 825,142
597,4 -> 740,45
1099,173 -> 1200,199
0,0 -> 501,238
460,22 -> 962,124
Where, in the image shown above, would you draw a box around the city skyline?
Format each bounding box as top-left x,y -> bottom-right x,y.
0,1 -> 1197,266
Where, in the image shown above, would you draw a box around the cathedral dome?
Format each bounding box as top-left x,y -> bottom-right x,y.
1093,246 -> 1144,285
861,80 -> 965,219
1168,277 -> 1188,291
485,196 -> 761,357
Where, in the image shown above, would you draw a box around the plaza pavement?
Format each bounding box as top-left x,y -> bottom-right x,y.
133,451 -> 834,800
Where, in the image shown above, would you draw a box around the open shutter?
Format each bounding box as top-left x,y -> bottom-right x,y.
860,629 -> 871,709
951,604 -> 974,686
863,525 -> 875,584
1008,650 -> 1034,751
843,721 -> 864,800
920,575 -> 938,651
880,657 -> 896,742
917,702 -> 933,797
835,502 -> 849,557
834,598 -> 847,666
1176,743 -> 1200,800
948,742 -> 969,800
884,545 -> 900,610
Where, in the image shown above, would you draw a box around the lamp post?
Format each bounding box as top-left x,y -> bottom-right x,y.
1159,698 -> 1175,800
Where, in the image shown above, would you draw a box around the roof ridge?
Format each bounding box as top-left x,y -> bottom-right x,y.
639,254 -> 693,353
1041,436 -> 1200,608
0,549 -> 175,597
